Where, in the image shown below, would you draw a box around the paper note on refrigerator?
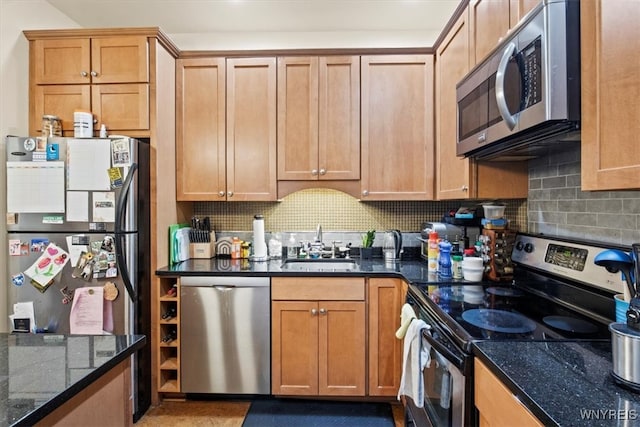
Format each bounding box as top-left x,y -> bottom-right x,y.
6,161 -> 65,213
92,192 -> 115,222
67,139 -> 111,191
66,191 -> 89,222
69,287 -> 105,335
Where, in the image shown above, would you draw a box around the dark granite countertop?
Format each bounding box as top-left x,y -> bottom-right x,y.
156,257 -> 445,283
473,340 -> 640,426
0,334 -> 145,427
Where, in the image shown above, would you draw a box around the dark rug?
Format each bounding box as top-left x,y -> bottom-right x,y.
242,399 -> 395,427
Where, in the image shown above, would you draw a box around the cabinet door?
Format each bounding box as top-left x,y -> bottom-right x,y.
33,38 -> 91,84
318,56 -> 360,180
175,57 -> 226,201
92,83 -> 149,131
361,55 -> 435,200
509,0 -> 539,27
277,57 -> 319,180
436,9 -> 473,200
319,301 -> 366,396
368,278 -> 405,396
272,301 -> 319,396
469,0 -> 511,65
91,36 -> 149,83
475,359 -> 543,427
226,58 -> 277,201
436,12 -> 528,200
581,0 -> 640,190
34,85 -> 91,135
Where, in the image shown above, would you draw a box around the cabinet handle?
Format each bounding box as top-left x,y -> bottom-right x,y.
311,169 -> 318,176
362,190 -> 369,196
311,308 -> 318,316
218,191 -> 225,197
227,191 -> 234,197
319,308 -> 326,315
81,71 -> 89,77
461,185 -> 468,191
319,168 -> 326,175
90,71 -> 98,77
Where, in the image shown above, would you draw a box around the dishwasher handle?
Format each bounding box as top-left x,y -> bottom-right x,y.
180,277 -> 270,288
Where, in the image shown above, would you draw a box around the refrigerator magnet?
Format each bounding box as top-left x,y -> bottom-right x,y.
8,240 -> 20,256
103,282 -> 118,301
11,273 -> 25,287
108,167 -> 123,188
30,238 -> 49,253
111,138 -> 131,167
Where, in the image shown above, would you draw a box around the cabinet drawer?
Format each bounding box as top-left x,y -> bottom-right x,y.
272,277 -> 364,301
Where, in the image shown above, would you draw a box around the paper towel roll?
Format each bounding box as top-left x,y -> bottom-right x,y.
252,214 -> 268,259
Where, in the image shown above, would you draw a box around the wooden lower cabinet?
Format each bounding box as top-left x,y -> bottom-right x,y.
368,278 -> 406,396
475,359 -> 543,427
271,277 -> 366,397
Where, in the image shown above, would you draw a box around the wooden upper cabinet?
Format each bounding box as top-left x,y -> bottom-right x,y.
509,0 -> 539,28
27,32 -> 152,135
581,0 -> 640,191
436,8 -> 527,200
469,0 -> 511,65
226,57 -> 277,201
176,57 -> 277,201
176,57 -> 226,201
277,56 -> 360,181
436,9 -> 473,200
361,55 -> 434,201
33,36 -> 148,84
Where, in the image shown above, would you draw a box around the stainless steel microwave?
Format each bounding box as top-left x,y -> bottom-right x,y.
456,0 -> 581,160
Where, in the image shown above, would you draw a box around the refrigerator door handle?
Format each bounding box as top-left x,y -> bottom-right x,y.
115,163 -> 138,301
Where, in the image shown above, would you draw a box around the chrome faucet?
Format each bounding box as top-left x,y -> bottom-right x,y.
315,224 -> 323,243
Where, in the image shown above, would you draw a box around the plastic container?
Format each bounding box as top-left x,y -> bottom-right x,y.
482,204 -> 506,219
462,256 -> 484,269
615,294 -> 630,323
462,266 -> 484,281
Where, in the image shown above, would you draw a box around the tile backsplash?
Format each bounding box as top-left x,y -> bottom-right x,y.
528,146 -> 640,246
193,188 -> 527,235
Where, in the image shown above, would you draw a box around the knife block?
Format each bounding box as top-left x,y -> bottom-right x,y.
189,232 -> 216,259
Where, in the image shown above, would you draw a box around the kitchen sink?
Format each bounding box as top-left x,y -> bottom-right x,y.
280,258 -> 359,272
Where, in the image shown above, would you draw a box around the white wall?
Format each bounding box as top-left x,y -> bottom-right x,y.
0,0 -> 79,332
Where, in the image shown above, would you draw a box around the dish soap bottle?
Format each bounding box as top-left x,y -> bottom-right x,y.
287,233 -> 297,258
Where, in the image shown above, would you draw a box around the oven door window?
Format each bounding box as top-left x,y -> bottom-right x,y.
423,347 -> 455,426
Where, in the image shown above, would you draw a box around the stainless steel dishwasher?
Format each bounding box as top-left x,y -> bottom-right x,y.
180,276 -> 270,394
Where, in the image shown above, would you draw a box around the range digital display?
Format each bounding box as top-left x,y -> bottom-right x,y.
544,244 -> 588,271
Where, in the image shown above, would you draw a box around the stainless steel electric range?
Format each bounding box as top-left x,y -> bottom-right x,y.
404,233 -> 627,427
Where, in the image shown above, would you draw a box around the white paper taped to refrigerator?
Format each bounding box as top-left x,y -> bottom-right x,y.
67,139 -> 111,191
6,161 -> 65,213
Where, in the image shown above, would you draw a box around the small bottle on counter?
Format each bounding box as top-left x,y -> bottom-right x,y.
231,237 -> 242,259
287,233 -> 298,258
427,231 -> 439,273
438,240 -> 452,279
451,241 -> 463,279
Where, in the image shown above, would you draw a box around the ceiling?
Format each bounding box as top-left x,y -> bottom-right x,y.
45,0 -> 461,49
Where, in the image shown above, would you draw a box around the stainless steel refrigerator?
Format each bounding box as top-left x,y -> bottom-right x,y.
5,135 -> 151,421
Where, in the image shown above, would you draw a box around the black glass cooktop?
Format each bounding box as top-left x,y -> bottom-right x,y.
408,280 -> 614,349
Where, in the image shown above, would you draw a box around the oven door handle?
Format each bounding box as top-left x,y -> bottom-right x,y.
422,329 -> 464,369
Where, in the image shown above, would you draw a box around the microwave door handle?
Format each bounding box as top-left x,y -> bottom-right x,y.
495,42 -> 518,130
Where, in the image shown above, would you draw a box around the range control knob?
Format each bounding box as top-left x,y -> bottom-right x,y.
515,241 -> 524,251
524,243 -> 534,253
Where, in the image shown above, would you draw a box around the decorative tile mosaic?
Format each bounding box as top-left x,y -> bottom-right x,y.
193,188 -> 527,233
